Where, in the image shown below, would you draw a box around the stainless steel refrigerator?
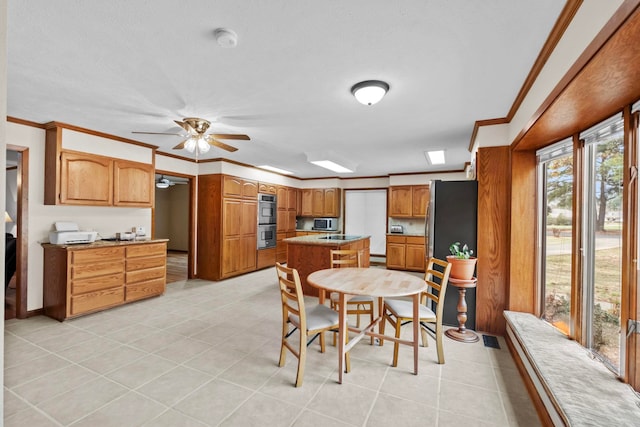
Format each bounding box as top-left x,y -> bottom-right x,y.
426,180 -> 478,329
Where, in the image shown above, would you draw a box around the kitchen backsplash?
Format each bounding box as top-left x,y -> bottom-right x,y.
388,218 -> 426,235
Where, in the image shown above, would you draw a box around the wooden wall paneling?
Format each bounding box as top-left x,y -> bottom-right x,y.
570,135 -> 585,342
476,146 -> 510,335
624,108 -> 639,387
515,2 -> 640,152
196,174 -> 222,280
508,150 -> 537,314
44,126 -> 62,205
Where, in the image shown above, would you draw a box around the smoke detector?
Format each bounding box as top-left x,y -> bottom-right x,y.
214,28 -> 238,48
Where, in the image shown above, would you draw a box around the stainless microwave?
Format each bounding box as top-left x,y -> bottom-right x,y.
313,218 -> 338,231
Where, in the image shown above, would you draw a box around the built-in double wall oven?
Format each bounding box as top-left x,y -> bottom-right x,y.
257,193 -> 277,249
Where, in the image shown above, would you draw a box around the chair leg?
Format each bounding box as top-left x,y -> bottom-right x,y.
435,323 -> 445,364
279,324 -> 288,367
420,324 -> 429,348
379,311 -> 387,347
392,317 -> 402,367
319,331 -> 326,353
369,303 -> 375,345
295,332 -> 306,387
345,327 -> 351,373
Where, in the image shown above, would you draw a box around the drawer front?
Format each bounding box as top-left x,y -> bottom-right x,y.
126,255 -> 166,271
72,260 -> 125,280
72,247 -> 125,264
126,243 -> 166,258
406,236 -> 425,245
387,235 -> 406,244
70,287 -> 124,315
72,273 -> 124,295
126,278 -> 165,302
126,266 -> 165,284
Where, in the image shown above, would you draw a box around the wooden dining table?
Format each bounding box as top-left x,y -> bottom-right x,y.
307,267 -> 428,384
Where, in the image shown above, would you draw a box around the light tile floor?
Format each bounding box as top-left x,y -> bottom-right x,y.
4,267 -> 540,426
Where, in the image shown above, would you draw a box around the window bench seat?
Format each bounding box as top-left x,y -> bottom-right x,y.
504,311 -> 640,426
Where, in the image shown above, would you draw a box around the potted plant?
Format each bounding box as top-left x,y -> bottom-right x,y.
446,242 -> 477,280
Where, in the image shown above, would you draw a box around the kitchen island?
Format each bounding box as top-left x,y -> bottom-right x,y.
284,234 -> 370,297
42,239 -> 168,321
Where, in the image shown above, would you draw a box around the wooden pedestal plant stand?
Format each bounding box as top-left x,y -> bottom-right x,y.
445,242 -> 479,342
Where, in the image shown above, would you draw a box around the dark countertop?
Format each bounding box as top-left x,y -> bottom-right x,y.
41,238 -> 169,250
386,233 -> 425,237
284,234 -> 370,246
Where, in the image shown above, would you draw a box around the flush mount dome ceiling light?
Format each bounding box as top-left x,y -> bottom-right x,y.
351,80 -> 389,105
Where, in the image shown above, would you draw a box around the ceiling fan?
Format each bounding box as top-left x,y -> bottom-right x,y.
133,117 -> 250,154
155,175 -> 187,189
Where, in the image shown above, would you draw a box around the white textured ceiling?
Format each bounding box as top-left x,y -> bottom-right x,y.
7,1 -> 564,179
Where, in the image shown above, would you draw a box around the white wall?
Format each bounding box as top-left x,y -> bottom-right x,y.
154,184 -> 189,251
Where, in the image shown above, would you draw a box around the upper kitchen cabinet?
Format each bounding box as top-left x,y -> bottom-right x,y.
323,188 -> 341,217
300,189 -> 313,216
58,151 -> 113,205
44,125 -> 154,207
298,188 -> 341,217
113,159 -> 154,207
223,175 -> 258,199
259,182 -> 277,195
388,185 -> 429,218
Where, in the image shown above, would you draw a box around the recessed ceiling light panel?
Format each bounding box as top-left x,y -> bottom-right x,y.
425,150 -> 446,165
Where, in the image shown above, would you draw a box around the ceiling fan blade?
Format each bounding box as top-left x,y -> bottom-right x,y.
172,139 -> 189,149
207,138 -> 238,152
211,134 -> 250,140
132,131 -> 182,136
174,120 -> 192,133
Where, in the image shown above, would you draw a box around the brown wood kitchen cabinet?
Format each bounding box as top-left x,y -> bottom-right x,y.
45,142 -> 154,207
42,240 -> 167,321
275,185 -> 298,263
386,235 -> 426,272
388,185 -> 429,218
197,174 -> 258,280
298,188 -> 341,217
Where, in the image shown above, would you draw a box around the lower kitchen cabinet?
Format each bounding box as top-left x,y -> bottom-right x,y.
386,235 -> 426,272
43,240 -> 167,321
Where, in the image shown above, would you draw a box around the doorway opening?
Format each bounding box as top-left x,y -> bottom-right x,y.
6,146 -> 28,319
154,171 -> 195,283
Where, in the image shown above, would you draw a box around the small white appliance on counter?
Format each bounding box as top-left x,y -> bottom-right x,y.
389,224 -> 404,234
49,222 -> 98,245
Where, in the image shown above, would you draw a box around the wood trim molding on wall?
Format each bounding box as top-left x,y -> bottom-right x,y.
43,121 -> 159,151
7,116 -> 46,128
513,0 -> 640,151
467,0 -> 582,152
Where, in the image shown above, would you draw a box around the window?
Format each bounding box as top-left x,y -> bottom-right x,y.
581,114 -> 624,372
538,139 -> 574,335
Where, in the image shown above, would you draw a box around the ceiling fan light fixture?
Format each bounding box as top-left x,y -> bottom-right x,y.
351,80 -> 389,105
184,138 -> 197,153
197,137 -> 210,153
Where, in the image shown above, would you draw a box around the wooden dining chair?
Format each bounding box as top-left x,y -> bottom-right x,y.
329,249 -> 375,345
381,257 -> 452,365
276,262 -> 344,387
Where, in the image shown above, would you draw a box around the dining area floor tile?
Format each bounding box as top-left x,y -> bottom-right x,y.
4,266 -> 540,426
